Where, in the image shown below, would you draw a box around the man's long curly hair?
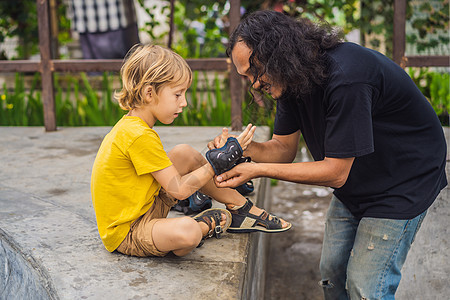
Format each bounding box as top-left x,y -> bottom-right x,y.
227,10 -> 344,99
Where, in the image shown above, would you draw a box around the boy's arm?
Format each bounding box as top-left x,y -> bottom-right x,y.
152,124 -> 256,200
152,164 -> 214,200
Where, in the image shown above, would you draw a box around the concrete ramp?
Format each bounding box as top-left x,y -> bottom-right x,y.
0,126 -> 271,300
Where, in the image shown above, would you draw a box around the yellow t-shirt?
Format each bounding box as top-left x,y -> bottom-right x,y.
91,116 -> 172,252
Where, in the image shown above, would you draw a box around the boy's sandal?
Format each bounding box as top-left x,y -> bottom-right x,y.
206,137 -> 245,175
193,208 -> 232,247
227,199 -> 292,233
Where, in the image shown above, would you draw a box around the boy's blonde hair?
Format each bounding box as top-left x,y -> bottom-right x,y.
115,44 -> 192,111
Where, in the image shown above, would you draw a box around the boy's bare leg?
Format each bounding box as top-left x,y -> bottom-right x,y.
152,214 -> 227,257
167,144 -> 289,228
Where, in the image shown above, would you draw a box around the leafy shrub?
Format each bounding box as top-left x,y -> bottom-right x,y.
408,68 -> 449,126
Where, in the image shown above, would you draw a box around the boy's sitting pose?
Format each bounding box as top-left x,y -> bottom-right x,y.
91,44 -> 291,257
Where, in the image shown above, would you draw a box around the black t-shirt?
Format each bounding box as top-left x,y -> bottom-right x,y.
274,42 -> 447,219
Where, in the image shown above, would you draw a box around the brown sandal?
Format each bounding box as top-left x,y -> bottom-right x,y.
193,208 -> 232,247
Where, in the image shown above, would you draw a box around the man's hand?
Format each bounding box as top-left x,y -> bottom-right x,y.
214,163 -> 254,188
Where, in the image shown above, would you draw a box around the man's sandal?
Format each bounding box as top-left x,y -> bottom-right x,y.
227,199 -> 292,233
206,137 -> 250,175
193,208 -> 232,247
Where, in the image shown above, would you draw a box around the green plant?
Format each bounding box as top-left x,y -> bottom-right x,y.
408,68 -> 450,126
136,0 -> 170,42
174,1 -> 229,58
1,71 -> 281,128
407,1 -> 449,54
242,91 -> 276,134
0,73 -> 42,125
0,1 -> 38,59
167,71 -> 232,126
0,0 -> 72,59
0,73 -> 125,126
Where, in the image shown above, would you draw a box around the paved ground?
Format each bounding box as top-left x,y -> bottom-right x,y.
265,128 -> 449,299
264,146 -> 332,300
265,181 -> 331,300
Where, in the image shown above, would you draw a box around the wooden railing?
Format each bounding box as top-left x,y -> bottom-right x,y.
393,0 -> 450,68
0,0 -> 448,131
0,0 -> 242,131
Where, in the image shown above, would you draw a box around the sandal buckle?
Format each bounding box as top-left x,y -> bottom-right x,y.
214,225 -> 223,238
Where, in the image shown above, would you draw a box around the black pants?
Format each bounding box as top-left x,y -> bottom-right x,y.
79,24 -> 140,59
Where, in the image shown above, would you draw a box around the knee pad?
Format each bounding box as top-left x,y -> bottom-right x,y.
206,137 -> 246,175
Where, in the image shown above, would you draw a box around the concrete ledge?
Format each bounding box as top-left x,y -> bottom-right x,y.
0,126 -> 271,299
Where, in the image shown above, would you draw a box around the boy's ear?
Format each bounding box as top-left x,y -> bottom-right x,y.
143,86 -> 153,103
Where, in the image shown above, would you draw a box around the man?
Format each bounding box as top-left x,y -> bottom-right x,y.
212,10 -> 447,299
70,0 -> 140,59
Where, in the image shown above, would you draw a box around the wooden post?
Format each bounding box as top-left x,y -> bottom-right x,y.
393,0 -> 407,67
229,0 -> 242,131
168,0 -> 175,49
49,0 -> 59,58
37,0 -> 57,131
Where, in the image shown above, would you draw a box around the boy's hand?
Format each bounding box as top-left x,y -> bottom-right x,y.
207,124 -> 256,151
208,127 -> 234,149
236,124 -> 256,151
217,127 -> 230,148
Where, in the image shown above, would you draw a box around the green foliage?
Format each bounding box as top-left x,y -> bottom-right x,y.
254,0 -> 447,59
0,73 -> 42,125
172,1 -> 228,58
168,71 -> 232,126
0,73 -> 125,126
242,92 -> 276,134
359,0 -> 449,58
0,0 -> 38,59
407,0 -> 449,53
359,0 -> 396,57
55,1 -> 73,54
408,68 -> 450,126
54,72 -> 125,126
1,72 -> 278,128
136,0 -> 228,58
248,0 -> 359,34
136,0 -> 170,42
0,0 -> 71,59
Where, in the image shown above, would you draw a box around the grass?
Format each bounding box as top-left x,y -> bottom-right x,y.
0,72 -> 276,129
2,68 -> 446,128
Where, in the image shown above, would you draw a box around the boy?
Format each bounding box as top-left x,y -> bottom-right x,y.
91,44 -> 291,258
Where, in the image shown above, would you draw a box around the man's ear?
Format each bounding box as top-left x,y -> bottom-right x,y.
143,85 -> 153,103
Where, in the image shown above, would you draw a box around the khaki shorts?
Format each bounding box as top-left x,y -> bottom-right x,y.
116,189 -> 177,257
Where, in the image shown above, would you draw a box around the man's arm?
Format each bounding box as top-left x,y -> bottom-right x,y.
240,130 -> 301,163
215,156 -> 355,189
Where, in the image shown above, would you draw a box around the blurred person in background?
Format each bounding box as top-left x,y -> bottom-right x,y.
70,0 -> 140,59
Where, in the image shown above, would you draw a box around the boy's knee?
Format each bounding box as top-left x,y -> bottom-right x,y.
170,144 -> 195,156
169,144 -> 205,167
175,217 -> 202,248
